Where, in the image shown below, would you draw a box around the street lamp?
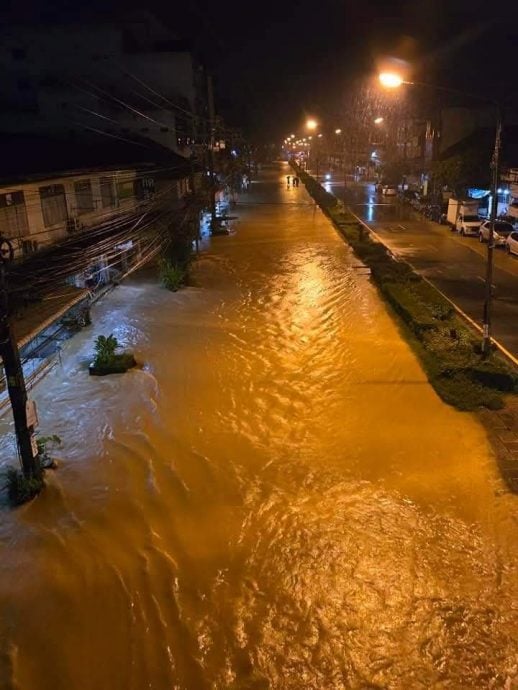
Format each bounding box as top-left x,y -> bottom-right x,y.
306,118 -> 318,131
335,128 -> 342,135
374,117 -> 384,125
379,71 -> 501,358
379,72 -> 404,88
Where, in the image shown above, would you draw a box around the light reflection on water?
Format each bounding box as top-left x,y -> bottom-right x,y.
0,165 -> 516,690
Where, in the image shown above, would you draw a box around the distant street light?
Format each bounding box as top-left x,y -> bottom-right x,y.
379,72 -> 404,88
335,128 -> 342,135
306,118 -> 318,131
374,117 -> 384,125
378,70 -> 502,358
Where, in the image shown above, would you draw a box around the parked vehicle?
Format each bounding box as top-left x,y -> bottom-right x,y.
479,220 -> 515,246
382,185 -> 397,197
401,190 -> 418,202
446,198 -> 480,234
505,230 -> 518,256
425,204 -> 443,222
457,213 -> 481,236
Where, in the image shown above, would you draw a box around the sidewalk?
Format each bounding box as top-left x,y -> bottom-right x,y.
479,398 -> 518,491
13,285 -> 89,348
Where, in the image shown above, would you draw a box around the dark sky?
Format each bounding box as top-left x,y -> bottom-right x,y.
165,0 -> 518,138
8,0 -> 518,139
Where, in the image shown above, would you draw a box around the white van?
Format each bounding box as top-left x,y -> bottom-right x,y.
446,199 -> 481,235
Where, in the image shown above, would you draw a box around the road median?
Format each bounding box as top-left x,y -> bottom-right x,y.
296,167 -> 518,411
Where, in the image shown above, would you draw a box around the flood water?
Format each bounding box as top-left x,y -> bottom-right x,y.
0,164 -> 516,689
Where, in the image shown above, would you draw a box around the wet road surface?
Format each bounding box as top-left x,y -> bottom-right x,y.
328,179 -> 518,360
0,163 -> 517,689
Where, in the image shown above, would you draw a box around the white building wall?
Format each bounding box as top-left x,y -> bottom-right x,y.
0,169 -> 138,258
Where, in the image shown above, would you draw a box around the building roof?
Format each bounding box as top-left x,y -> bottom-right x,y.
0,130 -> 195,185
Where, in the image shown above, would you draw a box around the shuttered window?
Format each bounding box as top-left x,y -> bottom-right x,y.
100,177 -> 115,208
40,184 -> 68,227
0,191 -> 29,238
74,179 -> 94,214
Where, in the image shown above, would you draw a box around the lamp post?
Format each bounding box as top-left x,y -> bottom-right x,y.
379,72 -> 502,358
306,119 -> 319,178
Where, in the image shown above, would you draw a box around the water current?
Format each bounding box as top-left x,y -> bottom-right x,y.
0,164 -> 516,689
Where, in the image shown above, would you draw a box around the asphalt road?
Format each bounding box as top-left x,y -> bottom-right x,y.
327,179 -> 518,361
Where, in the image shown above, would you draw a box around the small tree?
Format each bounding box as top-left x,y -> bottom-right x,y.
94,334 -> 118,366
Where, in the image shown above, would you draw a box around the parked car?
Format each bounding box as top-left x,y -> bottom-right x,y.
457,213 -> 481,236
479,220 -> 515,246
506,231 -> 518,256
401,190 -> 418,202
382,185 -> 397,196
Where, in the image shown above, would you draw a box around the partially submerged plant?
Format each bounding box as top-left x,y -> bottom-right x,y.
159,259 -> 185,292
5,466 -> 44,506
94,334 -> 119,366
90,334 -> 136,375
37,434 -> 62,468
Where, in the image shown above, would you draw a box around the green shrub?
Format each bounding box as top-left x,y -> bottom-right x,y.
159,259 -> 185,292
382,283 -> 437,334
36,434 -> 61,455
433,374 -> 503,411
94,334 -> 118,367
468,360 -> 518,392
5,466 -> 44,506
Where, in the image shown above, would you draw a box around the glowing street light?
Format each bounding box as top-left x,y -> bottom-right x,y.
374,117 -> 384,125
335,128 -> 342,134
306,118 -> 318,131
379,72 -> 404,88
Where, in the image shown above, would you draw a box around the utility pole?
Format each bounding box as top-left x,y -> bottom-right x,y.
482,106 -> 502,358
0,237 -> 40,479
206,74 -> 217,231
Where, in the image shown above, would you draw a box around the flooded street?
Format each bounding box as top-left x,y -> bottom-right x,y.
0,164 -> 517,689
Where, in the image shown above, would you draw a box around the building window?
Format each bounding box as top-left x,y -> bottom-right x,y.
0,191 -> 28,238
40,184 -> 68,227
100,177 -> 115,208
74,179 -> 94,214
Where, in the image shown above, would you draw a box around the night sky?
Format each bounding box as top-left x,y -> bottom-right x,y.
167,0 -> 518,138
8,0 -> 518,139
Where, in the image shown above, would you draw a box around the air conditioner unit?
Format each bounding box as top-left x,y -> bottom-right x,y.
66,217 -> 82,233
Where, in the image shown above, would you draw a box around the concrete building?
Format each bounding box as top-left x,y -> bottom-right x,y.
0,11 -> 207,158
0,131 -> 198,261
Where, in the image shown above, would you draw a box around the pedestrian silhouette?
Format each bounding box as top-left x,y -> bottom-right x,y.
286,175 -> 291,186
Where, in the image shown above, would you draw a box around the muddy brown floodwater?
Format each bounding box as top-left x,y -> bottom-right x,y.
0,164 -> 516,689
